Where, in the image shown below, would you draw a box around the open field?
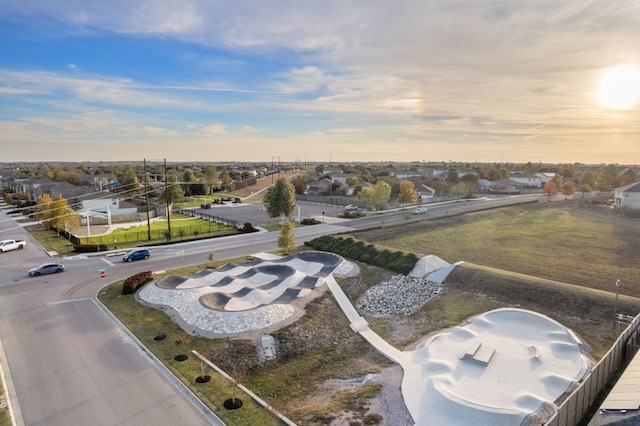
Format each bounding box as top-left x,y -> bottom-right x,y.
352,200 -> 640,297
98,200 -> 640,425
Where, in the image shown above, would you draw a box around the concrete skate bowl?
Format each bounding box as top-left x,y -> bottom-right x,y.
403,308 -> 591,425
138,251 -> 346,335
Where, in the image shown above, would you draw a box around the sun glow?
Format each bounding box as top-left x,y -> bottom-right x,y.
597,64 -> 640,109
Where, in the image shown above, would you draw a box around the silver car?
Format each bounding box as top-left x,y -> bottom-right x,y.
28,263 -> 65,276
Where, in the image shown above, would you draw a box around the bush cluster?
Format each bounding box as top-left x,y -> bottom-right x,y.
74,244 -> 109,253
338,211 -> 366,219
301,217 -> 321,225
212,197 -> 241,204
305,235 -> 419,274
238,222 -> 258,233
122,271 -> 154,295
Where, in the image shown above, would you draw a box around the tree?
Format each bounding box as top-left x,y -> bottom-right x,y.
370,181 -> 392,210
182,169 -> 196,196
596,164 -> 619,192
50,195 -> 79,231
579,170 -> 596,188
543,181 -> 557,201
356,186 -> 374,204
397,180 -> 418,204
578,183 -> 592,195
461,173 -> 479,194
450,182 -> 470,201
551,173 -> 563,189
263,177 -> 296,219
562,182 -> 576,199
116,165 -> 140,193
157,175 -> 184,203
204,167 -> 219,194
277,220 -> 296,254
446,167 -> 460,184
220,169 -> 235,192
35,193 -> 54,229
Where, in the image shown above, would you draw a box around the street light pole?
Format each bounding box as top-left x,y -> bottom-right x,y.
614,279 -> 620,330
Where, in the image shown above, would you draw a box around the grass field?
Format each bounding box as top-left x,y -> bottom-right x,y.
28,215 -> 237,256
353,200 -> 640,297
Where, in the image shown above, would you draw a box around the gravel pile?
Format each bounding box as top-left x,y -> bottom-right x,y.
356,274 -> 442,315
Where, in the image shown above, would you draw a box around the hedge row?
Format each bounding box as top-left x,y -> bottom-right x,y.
122,271 -> 154,295
74,244 -> 109,253
304,235 -> 419,275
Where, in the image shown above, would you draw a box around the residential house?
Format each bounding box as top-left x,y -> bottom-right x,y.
613,182 -> 640,210
345,181 -> 375,196
509,174 -> 542,188
305,178 -> 333,196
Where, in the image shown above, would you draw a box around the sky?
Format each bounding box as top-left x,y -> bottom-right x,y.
1,1 -> 639,165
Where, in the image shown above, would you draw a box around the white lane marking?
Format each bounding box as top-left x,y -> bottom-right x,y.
101,257 -> 115,266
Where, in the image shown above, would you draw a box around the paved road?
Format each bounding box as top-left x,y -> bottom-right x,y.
0,194 -> 536,425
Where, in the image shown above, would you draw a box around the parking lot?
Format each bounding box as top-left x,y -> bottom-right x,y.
190,201 -> 349,227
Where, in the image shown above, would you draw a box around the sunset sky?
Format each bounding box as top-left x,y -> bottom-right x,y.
1,1 -> 639,164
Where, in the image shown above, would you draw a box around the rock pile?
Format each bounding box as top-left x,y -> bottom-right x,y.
356,275 -> 442,315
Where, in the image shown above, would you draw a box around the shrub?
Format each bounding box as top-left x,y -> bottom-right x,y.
238,222 -> 258,233
74,244 -> 109,253
122,271 -> 154,295
301,217 -> 321,225
306,235 -> 418,274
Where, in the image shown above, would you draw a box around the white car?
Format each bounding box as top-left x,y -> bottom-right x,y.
344,205 -> 359,211
413,207 -> 427,215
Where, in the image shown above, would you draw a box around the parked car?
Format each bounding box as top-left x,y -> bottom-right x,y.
344,205 -> 359,211
122,249 -> 150,262
413,207 -> 427,215
28,263 -> 65,276
200,203 -> 211,209
0,239 -> 27,252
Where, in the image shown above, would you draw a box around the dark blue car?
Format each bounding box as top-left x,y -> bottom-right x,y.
122,249 -> 150,262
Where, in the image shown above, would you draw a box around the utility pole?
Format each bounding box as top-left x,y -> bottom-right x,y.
144,158 -> 151,241
165,158 -> 171,241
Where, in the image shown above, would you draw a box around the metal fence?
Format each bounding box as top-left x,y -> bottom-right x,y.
174,208 -> 238,228
546,315 -> 640,425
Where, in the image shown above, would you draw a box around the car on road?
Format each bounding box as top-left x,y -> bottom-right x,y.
344,205 -> 359,211
413,207 -> 427,215
200,203 -> 211,209
122,249 -> 151,262
28,263 -> 65,276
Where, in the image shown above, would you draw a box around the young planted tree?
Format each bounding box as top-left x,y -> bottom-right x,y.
562,182 -> 576,199
263,177 -> 296,219
277,220 -> 296,254
543,181 -> 557,201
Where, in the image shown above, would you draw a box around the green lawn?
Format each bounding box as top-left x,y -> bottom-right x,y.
28,215 -> 237,256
